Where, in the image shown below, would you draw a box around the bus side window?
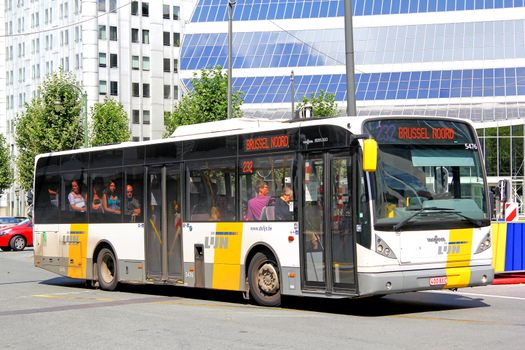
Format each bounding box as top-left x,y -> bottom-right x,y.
187,161 -> 236,222
61,172 -> 88,224
125,167 -> 144,223
34,174 -> 60,223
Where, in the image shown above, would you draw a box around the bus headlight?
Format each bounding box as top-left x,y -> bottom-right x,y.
375,235 -> 397,259
475,233 -> 491,254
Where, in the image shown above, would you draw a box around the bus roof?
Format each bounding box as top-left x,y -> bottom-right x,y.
34,115 -> 475,160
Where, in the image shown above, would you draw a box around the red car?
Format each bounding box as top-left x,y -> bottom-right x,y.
0,219 -> 33,251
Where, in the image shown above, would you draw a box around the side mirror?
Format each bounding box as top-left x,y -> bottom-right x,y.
362,138 -> 377,173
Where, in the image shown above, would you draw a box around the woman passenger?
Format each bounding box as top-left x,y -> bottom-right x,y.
103,180 -> 121,215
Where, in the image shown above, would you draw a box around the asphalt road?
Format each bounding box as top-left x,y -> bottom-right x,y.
1,249 -> 524,350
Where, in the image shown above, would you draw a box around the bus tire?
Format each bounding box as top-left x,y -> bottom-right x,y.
97,248 -> 118,291
248,252 -> 281,307
10,235 -> 26,251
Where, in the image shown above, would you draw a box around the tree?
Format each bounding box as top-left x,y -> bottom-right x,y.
90,98 -> 131,146
164,66 -> 243,137
297,90 -> 339,118
0,135 -> 14,193
15,70 -> 85,190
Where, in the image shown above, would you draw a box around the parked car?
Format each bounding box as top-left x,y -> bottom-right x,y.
0,219 -> 33,251
0,216 -> 27,229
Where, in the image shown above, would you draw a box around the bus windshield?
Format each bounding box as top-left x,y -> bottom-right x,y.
364,119 -> 490,231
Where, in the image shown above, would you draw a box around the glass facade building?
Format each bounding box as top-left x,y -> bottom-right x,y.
180,0 -> 525,212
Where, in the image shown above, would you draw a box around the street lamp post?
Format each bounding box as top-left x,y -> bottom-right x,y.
227,0 -> 236,119
81,91 -> 88,148
344,0 -> 357,117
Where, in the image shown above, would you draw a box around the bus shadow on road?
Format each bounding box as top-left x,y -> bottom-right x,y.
282,291 -> 490,317
39,277 -> 489,317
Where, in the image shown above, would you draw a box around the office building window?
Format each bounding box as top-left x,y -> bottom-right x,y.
132,110 -> 140,124
110,26 -> 117,41
173,33 -> 180,47
132,136 -> 140,142
110,53 -> 118,68
97,0 -> 105,12
143,110 -> 150,124
143,84 -> 150,98
99,80 -> 107,95
132,56 -> 139,70
99,25 -> 106,40
99,52 -> 107,67
109,0 -> 116,12
173,6 -> 180,20
173,85 -> 179,99
163,5 -> 170,19
110,81 -> 118,96
163,32 -> 170,46
142,2 -> 149,17
131,28 -> 139,43
132,83 -> 140,97
163,58 -> 170,72
131,1 -> 138,15
164,85 -> 170,99
173,59 -> 178,73
143,137 -> 150,141
142,56 -> 150,70
142,30 -> 149,44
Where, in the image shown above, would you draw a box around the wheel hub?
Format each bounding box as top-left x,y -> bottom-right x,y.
257,262 -> 279,294
101,256 -> 115,283
14,237 -> 24,250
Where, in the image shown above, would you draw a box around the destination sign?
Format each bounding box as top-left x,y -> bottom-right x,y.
243,135 -> 289,152
364,120 -> 474,145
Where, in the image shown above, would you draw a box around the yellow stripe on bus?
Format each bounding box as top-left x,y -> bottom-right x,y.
212,222 -> 243,291
491,222 -> 507,273
445,228 -> 473,288
68,224 -> 89,279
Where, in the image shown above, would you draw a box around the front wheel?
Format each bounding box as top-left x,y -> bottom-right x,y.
97,248 -> 118,291
10,235 -> 26,251
248,252 -> 281,307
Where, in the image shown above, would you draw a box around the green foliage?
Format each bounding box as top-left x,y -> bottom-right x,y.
15,70 -> 85,190
297,90 -> 339,118
90,98 -> 131,146
164,66 -> 243,137
0,135 -> 14,193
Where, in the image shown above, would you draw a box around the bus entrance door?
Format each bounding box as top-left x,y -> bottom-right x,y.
302,153 -> 357,294
145,165 -> 183,283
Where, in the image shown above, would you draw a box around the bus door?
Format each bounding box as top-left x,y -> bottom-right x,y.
302,152 -> 357,293
145,165 -> 183,282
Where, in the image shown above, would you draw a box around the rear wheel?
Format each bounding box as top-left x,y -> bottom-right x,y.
248,252 -> 281,307
97,248 -> 118,291
10,235 -> 26,251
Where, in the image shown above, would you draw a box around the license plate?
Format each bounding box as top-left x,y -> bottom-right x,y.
429,276 -> 448,286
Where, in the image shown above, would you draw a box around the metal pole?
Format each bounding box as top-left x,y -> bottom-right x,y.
227,1 -> 235,119
291,70 -> 295,118
83,92 -> 88,148
344,0 -> 357,116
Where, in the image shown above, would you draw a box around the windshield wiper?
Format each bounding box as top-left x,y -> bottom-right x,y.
394,207 -> 453,231
394,207 -> 486,231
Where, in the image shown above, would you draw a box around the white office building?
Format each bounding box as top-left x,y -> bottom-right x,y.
1,0 -> 194,215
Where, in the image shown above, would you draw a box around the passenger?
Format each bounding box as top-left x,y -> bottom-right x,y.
124,184 -> 141,220
275,185 -> 293,221
209,206 -> 221,221
245,180 -> 270,221
103,180 -> 121,215
92,182 -> 104,213
68,180 -> 86,213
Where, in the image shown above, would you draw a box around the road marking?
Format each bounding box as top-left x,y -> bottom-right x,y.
454,291 -> 525,301
33,294 -> 114,302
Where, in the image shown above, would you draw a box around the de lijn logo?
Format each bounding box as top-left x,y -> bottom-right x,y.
438,241 -> 468,255
204,231 -> 237,249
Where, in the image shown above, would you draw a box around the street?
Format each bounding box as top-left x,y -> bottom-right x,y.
1,249 -> 524,350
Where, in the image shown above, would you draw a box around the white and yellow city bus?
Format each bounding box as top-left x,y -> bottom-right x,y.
33,116 -> 493,306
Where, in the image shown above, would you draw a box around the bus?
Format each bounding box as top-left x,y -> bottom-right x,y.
33,116 -> 493,306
